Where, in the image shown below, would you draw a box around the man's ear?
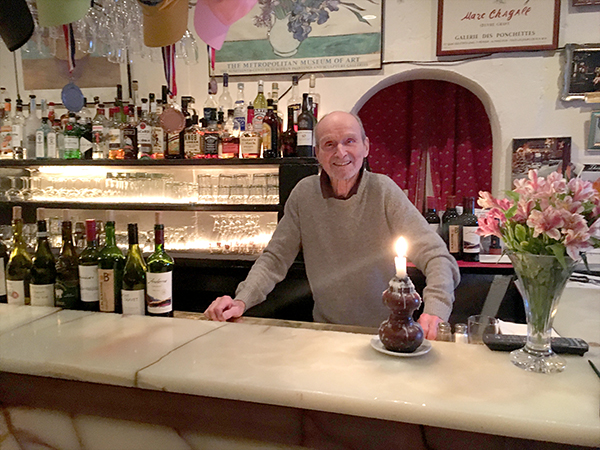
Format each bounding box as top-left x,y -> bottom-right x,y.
364,137 -> 370,157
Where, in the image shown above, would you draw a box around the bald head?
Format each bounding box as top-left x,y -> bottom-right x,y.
315,111 -> 367,149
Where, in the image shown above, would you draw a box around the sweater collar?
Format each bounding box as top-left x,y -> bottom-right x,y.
320,167 -> 365,200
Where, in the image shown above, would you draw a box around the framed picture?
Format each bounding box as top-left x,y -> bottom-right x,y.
210,0 -> 382,76
512,137 -> 571,182
588,112 -> 600,150
572,0 -> 600,5
436,0 -> 560,56
561,44 -> 600,101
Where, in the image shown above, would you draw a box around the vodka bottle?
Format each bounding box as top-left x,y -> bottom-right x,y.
12,99 -> 25,159
218,73 -> 233,113
91,104 -> 109,159
24,95 -> 41,158
233,82 -> 246,131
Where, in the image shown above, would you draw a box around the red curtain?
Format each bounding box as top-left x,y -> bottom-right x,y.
358,80 -> 492,212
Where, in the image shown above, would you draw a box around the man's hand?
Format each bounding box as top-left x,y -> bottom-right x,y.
418,313 -> 443,340
204,295 -> 246,321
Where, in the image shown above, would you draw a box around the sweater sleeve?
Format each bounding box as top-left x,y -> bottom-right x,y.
234,187 -> 303,310
382,178 -> 461,321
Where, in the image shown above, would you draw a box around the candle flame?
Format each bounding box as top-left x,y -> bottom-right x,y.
395,236 -> 408,257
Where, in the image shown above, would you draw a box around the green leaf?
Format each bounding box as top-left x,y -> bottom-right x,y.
547,243 -> 567,269
504,204 -> 517,219
514,224 -> 527,242
341,2 -> 366,11
342,6 -> 371,24
505,190 -> 520,202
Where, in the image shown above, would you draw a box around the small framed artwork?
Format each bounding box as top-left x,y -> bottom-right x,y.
572,0 -> 600,5
587,112 -> 600,150
512,137 -> 571,182
561,44 -> 600,101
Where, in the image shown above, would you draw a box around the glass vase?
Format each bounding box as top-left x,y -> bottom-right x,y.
507,251 -> 576,374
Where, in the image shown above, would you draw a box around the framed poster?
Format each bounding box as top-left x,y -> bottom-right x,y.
512,137 -> 571,182
588,112 -> 600,150
210,0 -> 382,76
561,44 -> 600,101
436,0 -> 560,56
572,0 -> 600,5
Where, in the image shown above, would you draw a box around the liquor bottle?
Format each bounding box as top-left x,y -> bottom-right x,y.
6,206 -> 32,305
460,196 -> 480,262
271,82 -> 283,122
55,217 -> 80,309
219,73 -> 233,114
202,110 -> 220,158
220,109 -> 239,159
246,102 -> 254,129
296,94 -> 315,157
240,121 -> 261,159
424,196 -> 441,235
63,113 -> 81,159
30,213 -> 56,307
98,219 -> 125,313
146,213 -> 174,317
233,82 -> 246,132
47,102 -> 57,128
262,99 -> 281,158
107,107 -> 123,160
151,98 -> 165,159
122,223 -> 147,315
24,95 -> 41,158
308,74 -> 321,120
12,99 -> 25,159
137,98 -> 152,159
441,196 -> 461,260
0,98 -> 13,158
287,75 -> 301,131
78,219 -> 100,311
183,112 -> 202,159
252,80 -> 268,134
175,96 -> 193,159
91,104 -> 109,159
281,106 -> 297,157
203,79 -> 218,123
0,237 -> 7,303
77,112 -> 93,160
122,107 -> 138,159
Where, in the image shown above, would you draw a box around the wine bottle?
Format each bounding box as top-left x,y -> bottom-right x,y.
0,236 -> 7,303
423,196 -> 441,235
252,80 -> 268,134
146,213 -> 174,317
55,218 -> 80,309
78,219 -> 100,311
5,207 -> 32,304
122,223 -> 147,316
98,219 -> 125,313
287,75 -> 301,131
281,105 -> 297,157
441,196 -> 460,258
30,214 -> 56,307
460,196 -> 480,262
262,99 -> 280,158
296,93 -> 314,157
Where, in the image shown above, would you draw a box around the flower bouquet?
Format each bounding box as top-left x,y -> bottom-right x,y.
477,170 -> 600,373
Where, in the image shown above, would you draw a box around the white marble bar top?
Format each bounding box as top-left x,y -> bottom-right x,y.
1,288 -> 599,447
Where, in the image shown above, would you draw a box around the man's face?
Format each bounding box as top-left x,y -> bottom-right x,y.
315,112 -> 369,183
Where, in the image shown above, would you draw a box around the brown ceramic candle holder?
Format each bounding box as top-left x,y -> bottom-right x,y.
378,275 -> 424,353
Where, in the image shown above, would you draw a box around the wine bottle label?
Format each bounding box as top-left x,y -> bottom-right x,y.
98,268 -> 115,312
146,271 -> 172,314
79,264 -> 99,302
6,280 -> 25,305
429,223 -> 440,234
448,225 -> 461,253
55,279 -> 79,309
297,130 -> 313,146
35,130 -> 45,158
30,283 -> 55,306
47,132 -> 57,158
463,226 -> 481,253
122,289 -> 146,315
0,258 -> 5,297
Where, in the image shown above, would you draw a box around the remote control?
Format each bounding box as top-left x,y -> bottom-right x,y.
483,334 -> 589,356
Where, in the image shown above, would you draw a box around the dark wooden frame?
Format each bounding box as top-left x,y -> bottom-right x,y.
572,0 -> 600,5
436,0 -> 560,56
561,44 -> 600,101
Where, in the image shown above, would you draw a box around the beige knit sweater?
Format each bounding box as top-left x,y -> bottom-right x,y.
236,171 -> 460,327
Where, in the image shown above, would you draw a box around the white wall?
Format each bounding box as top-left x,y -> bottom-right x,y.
1,0 -> 600,195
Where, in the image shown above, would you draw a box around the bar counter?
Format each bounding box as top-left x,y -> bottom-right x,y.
0,285 -> 599,449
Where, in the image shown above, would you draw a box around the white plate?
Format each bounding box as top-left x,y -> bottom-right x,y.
370,337 -> 432,357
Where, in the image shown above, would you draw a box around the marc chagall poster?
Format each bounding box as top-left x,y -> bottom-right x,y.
210,0 -> 382,76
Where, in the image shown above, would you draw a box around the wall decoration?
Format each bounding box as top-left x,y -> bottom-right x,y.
209,0 -> 382,76
436,0 -> 560,56
561,44 -> 600,101
512,137 -> 571,183
572,0 -> 600,5
588,112 -> 600,150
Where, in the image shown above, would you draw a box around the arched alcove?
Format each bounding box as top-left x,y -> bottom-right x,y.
352,70 -> 502,211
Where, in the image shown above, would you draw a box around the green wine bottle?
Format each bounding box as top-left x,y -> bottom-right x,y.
98,220 -> 125,313
55,220 -> 80,309
78,219 -> 100,311
6,206 -> 32,305
146,214 -> 174,317
30,219 -> 56,306
0,238 -> 8,303
122,223 -> 147,315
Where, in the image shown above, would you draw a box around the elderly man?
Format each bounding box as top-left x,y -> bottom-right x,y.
205,111 -> 460,339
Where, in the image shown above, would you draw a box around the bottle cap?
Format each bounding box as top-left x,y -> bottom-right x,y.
106,210 -> 115,222
85,219 -> 96,237
155,211 -> 163,225
36,207 -> 45,221
63,209 -> 70,221
12,205 -> 21,220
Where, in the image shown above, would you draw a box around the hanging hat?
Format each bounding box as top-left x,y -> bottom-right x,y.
0,0 -> 35,51
36,0 -> 91,27
140,0 -> 189,48
194,0 -> 257,50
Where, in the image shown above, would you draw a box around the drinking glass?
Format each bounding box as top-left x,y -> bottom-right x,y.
6,176 -> 23,201
217,174 -> 233,204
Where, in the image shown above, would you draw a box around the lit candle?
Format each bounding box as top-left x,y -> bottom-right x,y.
395,237 -> 408,279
